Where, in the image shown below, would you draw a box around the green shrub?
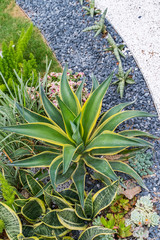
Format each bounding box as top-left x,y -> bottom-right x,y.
0,24 -> 38,92
0,172 -> 15,207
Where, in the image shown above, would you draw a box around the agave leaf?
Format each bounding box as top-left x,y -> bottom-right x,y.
84,154 -> 118,182
57,208 -> 86,230
109,161 -> 147,189
11,151 -> 58,168
119,80 -> 125,98
90,147 -> 126,155
91,172 -> 112,185
63,145 -> 77,174
93,110 -> 155,138
22,198 -> 45,222
75,79 -> 85,105
86,130 -> 152,152
81,73 -> 113,143
44,191 -> 72,209
119,129 -> 158,139
16,103 -> 53,124
57,96 -> 76,138
60,65 -> 81,116
98,101 -> 135,126
91,73 -> 99,92
56,163 -> 77,185
49,155 -> 63,189
78,226 -> 116,240
84,190 -> 93,218
26,174 -> 42,195
0,202 -> 22,239
1,123 -> 74,146
75,204 -> 91,221
40,86 -> 65,130
93,181 -> 119,217
42,210 -> 63,229
72,160 -> 86,208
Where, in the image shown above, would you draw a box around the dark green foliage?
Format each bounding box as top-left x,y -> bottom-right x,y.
0,24 -> 38,92
129,152 -> 153,177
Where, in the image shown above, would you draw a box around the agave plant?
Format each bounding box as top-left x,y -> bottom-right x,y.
1,65 -> 156,208
83,0 -> 101,17
83,8 -> 107,37
104,33 -> 125,62
113,63 -> 135,98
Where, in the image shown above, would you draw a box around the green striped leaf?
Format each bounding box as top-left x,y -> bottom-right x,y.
14,199 -> 28,208
34,223 -> 56,238
57,96 -> 76,138
81,73 -> 113,143
22,198 -> 45,222
63,145 -> 76,174
44,191 -> 72,209
93,181 -> 119,217
49,155 -> 63,189
42,210 -> 63,229
85,130 -> 152,152
16,103 -> 53,124
84,154 -> 118,182
93,110 -> 156,138
98,101 -> 135,126
84,191 -> 93,218
40,86 -> 65,130
75,80 -> 85,105
1,123 -> 74,146
11,151 -> 58,168
78,226 -> 116,240
57,209 -> 86,230
91,73 -> 99,92
26,174 -> 42,196
109,161 -> 147,189
72,160 -> 86,208
60,189 -> 79,203
60,65 -> 81,115
119,129 -> 158,139
0,202 -> 22,240
19,169 -> 33,187
75,204 -> 91,221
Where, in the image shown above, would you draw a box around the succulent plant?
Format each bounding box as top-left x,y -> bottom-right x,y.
104,33 -> 125,62
112,63 -> 135,98
83,0 -> 101,17
92,216 -> 102,226
83,8 -> 107,37
0,219 -> 5,234
79,0 -> 83,5
129,152 -> 153,177
136,195 -> 153,211
131,209 -> 146,226
133,226 -> 149,240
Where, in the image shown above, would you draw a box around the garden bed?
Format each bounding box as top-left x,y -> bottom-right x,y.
0,0 -> 160,239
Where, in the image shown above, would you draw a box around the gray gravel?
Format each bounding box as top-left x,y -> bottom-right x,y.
16,0 -> 160,239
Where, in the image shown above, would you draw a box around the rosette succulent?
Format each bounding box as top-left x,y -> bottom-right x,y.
1,65 -> 156,208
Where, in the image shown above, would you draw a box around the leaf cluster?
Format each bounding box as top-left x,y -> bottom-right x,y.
83,0 -> 101,17
83,8 -> 107,37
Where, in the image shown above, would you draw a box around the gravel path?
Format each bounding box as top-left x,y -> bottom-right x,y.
95,0 -> 160,117
16,0 -> 160,238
